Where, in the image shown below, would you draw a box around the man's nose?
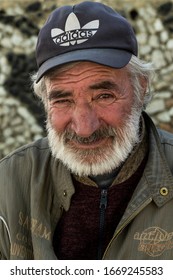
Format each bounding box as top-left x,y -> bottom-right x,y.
70,102 -> 100,137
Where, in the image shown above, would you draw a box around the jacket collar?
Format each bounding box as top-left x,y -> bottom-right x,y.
51,159 -> 75,213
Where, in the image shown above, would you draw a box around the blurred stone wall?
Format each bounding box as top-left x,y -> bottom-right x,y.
0,0 -> 173,158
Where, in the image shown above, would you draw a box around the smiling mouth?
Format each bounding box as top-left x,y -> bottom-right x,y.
64,126 -> 116,148
67,136 -> 113,149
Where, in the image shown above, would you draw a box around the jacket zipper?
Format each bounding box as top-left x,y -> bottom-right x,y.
97,187 -> 108,260
102,197 -> 152,259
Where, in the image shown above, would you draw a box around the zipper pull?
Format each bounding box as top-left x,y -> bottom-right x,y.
98,187 -> 108,260
100,188 -> 108,209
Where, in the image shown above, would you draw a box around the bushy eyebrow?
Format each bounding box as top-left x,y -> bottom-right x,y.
48,90 -> 72,101
89,81 -> 119,91
48,80 -> 120,100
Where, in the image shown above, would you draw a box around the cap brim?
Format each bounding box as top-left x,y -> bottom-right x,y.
36,48 -> 132,83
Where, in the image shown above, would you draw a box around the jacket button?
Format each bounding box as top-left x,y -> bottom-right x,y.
63,190 -> 67,197
160,187 -> 169,196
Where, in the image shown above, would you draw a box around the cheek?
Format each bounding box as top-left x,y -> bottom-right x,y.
48,109 -> 71,132
100,104 -> 132,128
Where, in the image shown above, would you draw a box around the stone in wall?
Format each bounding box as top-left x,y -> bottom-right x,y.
125,1 -> 173,132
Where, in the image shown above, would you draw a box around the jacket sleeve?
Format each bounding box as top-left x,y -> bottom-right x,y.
0,218 -> 11,260
0,144 -> 33,260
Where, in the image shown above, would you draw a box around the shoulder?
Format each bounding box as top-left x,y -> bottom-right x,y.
0,137 -> 52,192
144,112 -> 173,172
0,137 -> 50,167
157,129 -> 173,146
0,138 -> 53,215
0,137 -> 49,161
144,112 -> 173,147
157,129 -> 173,173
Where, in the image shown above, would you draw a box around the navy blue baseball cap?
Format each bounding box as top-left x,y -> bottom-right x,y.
36,1 -> 138,82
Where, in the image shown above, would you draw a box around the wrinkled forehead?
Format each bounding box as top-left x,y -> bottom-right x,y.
45,62 -> 81,79
44,62 -> 131,97
45,61 -> 130,80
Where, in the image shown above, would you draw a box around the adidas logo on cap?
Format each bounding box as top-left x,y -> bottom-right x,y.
51,12 -> 99,46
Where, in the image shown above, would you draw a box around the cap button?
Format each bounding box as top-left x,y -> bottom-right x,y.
63,190 -> 67,197
160,187 -> 169,196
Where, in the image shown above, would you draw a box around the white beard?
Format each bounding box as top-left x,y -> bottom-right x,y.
47,106 -> 142,177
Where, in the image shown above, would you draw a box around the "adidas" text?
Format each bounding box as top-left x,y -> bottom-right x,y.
54,29 -> 94,45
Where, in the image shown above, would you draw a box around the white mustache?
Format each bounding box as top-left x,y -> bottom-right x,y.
64,127 -> 116,144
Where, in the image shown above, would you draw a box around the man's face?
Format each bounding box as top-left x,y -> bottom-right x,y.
45,62 -> 143,176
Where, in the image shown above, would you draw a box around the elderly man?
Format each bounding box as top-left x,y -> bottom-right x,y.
0,1 -> 173,260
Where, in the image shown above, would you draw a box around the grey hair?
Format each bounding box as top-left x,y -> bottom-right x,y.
126,55 -> 155,109
31,62 -> 80,111
31,55 -> 155,111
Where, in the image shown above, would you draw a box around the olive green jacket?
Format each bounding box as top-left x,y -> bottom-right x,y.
0,113 -> 173,260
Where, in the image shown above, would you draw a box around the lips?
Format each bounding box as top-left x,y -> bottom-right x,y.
67,136 -> 113,149
65,126 -> 115,144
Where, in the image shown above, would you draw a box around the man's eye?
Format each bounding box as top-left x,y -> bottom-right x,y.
99,93 -> 114,99
94,93 -> 116,106
52,99 -> 73,108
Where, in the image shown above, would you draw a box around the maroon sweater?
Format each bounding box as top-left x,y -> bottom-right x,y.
53,155 -> 148,259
